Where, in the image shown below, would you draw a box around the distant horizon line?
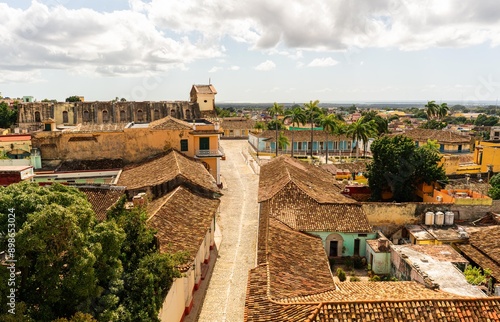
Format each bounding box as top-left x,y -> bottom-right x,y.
217,100 -> 500,106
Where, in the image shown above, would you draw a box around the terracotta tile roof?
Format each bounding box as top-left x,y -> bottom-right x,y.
266,185 -> 372,233
146,186 -> 220,269
247,159 -> 500,321
257,129 -> 349,143
245,265 -> 319,322
220,118 -> 256,130
266,219 -> 336,300
259,156 -> 353,204
257,209 -> 453,303
457,226 -> 500,281
390,128 -> 470,144
314,299 -> 500,321
193,84 -> 217,94
148,116 -> 192,130
118,149 -> 220,194
79,186 -> 125,221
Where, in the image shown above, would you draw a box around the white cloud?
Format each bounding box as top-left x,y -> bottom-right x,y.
0,2 -> 223,77
143,0 -> 500,51
229,66 -> 240,71
255,60 -> 276,71
308,57 -> 339,67
1,0 -> 500,82
208,66 -> 222,73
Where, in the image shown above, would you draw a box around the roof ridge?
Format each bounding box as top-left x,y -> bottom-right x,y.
146,186 -> 181,222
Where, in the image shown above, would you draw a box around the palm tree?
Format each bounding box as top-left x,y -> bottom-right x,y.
346,117 -> 377,160
318,113 -> 338,164
268,102 -> 284,118
284,106 -> 307,157
425,100 -> 439,120
303,100 -> 322,158
333,121 -> 348,161
437,103 -> 449,120
269,102 -> 284,156
277,131 -> 289,154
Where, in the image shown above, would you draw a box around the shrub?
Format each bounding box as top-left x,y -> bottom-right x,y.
336,268 -> 347,282
352,256 -> 364,269
350,276 -> 360,282
344,256 -> 353,270
369,275 -> 381,282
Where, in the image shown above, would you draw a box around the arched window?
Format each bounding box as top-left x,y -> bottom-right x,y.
170,109 -> 176,117
83,110 -> 90,122
154,109 -> 160,120
62,111 -> 68,123
185,109 -> 191,120
34,111 -> 41,122
137,109 -> 143,122
102,110 -> 109,122
120,110 -> 126,122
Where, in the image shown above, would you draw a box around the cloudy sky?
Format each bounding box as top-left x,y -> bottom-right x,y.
1,0 -> 500,104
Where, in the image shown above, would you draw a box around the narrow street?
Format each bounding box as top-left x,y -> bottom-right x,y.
194,140 -> 259,322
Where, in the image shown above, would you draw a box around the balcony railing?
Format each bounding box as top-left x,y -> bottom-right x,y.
195,149 -> 224,157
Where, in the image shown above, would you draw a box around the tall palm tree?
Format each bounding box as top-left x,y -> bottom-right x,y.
425,100 -> 439,120
269,102 -> 284,156
346,117 -> 377,160
284,106 -> 306,157
303,100 -> 322,158
437,103 -> 449,120
268,102 -> 284,118
318,113 -> 338,164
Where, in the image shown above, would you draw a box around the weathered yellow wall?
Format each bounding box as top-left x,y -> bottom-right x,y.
32,128 -> 193,163
362,203 -> 420,226
197,93 -> 215,111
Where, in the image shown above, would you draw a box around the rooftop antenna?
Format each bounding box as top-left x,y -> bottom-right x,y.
209,77 -> 211,85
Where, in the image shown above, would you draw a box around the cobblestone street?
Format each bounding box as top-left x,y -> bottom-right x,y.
194,140 -> 259,322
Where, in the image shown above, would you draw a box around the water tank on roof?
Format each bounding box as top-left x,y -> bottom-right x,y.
424,212 -> 435,225
435,211 -> 445,226
445,211 -> 455,226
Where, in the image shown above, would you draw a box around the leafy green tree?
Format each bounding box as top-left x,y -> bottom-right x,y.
284,106 -> 307,157
366,135 -> 447,202
0,184 -> 184,322
65,96 -> 82,102
488,173 -> 500,199
318,114 -> 339,164
475,114 -> 499,126
253,121 -> 266,132
419,119 -> 447,130
304,100 -> 322,157
0,101 -> 17,128
266,120 -> 284,131
346,117 -> 377,160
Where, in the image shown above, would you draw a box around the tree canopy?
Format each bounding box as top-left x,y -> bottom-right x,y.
0,102 -> 17,128
365,135 -> 447,202
65,96 -> 82,102
0,183 -> 184,322
488,173 -> 500,199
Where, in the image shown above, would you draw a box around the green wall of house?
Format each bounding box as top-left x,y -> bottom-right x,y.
309,231 -> 377,257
